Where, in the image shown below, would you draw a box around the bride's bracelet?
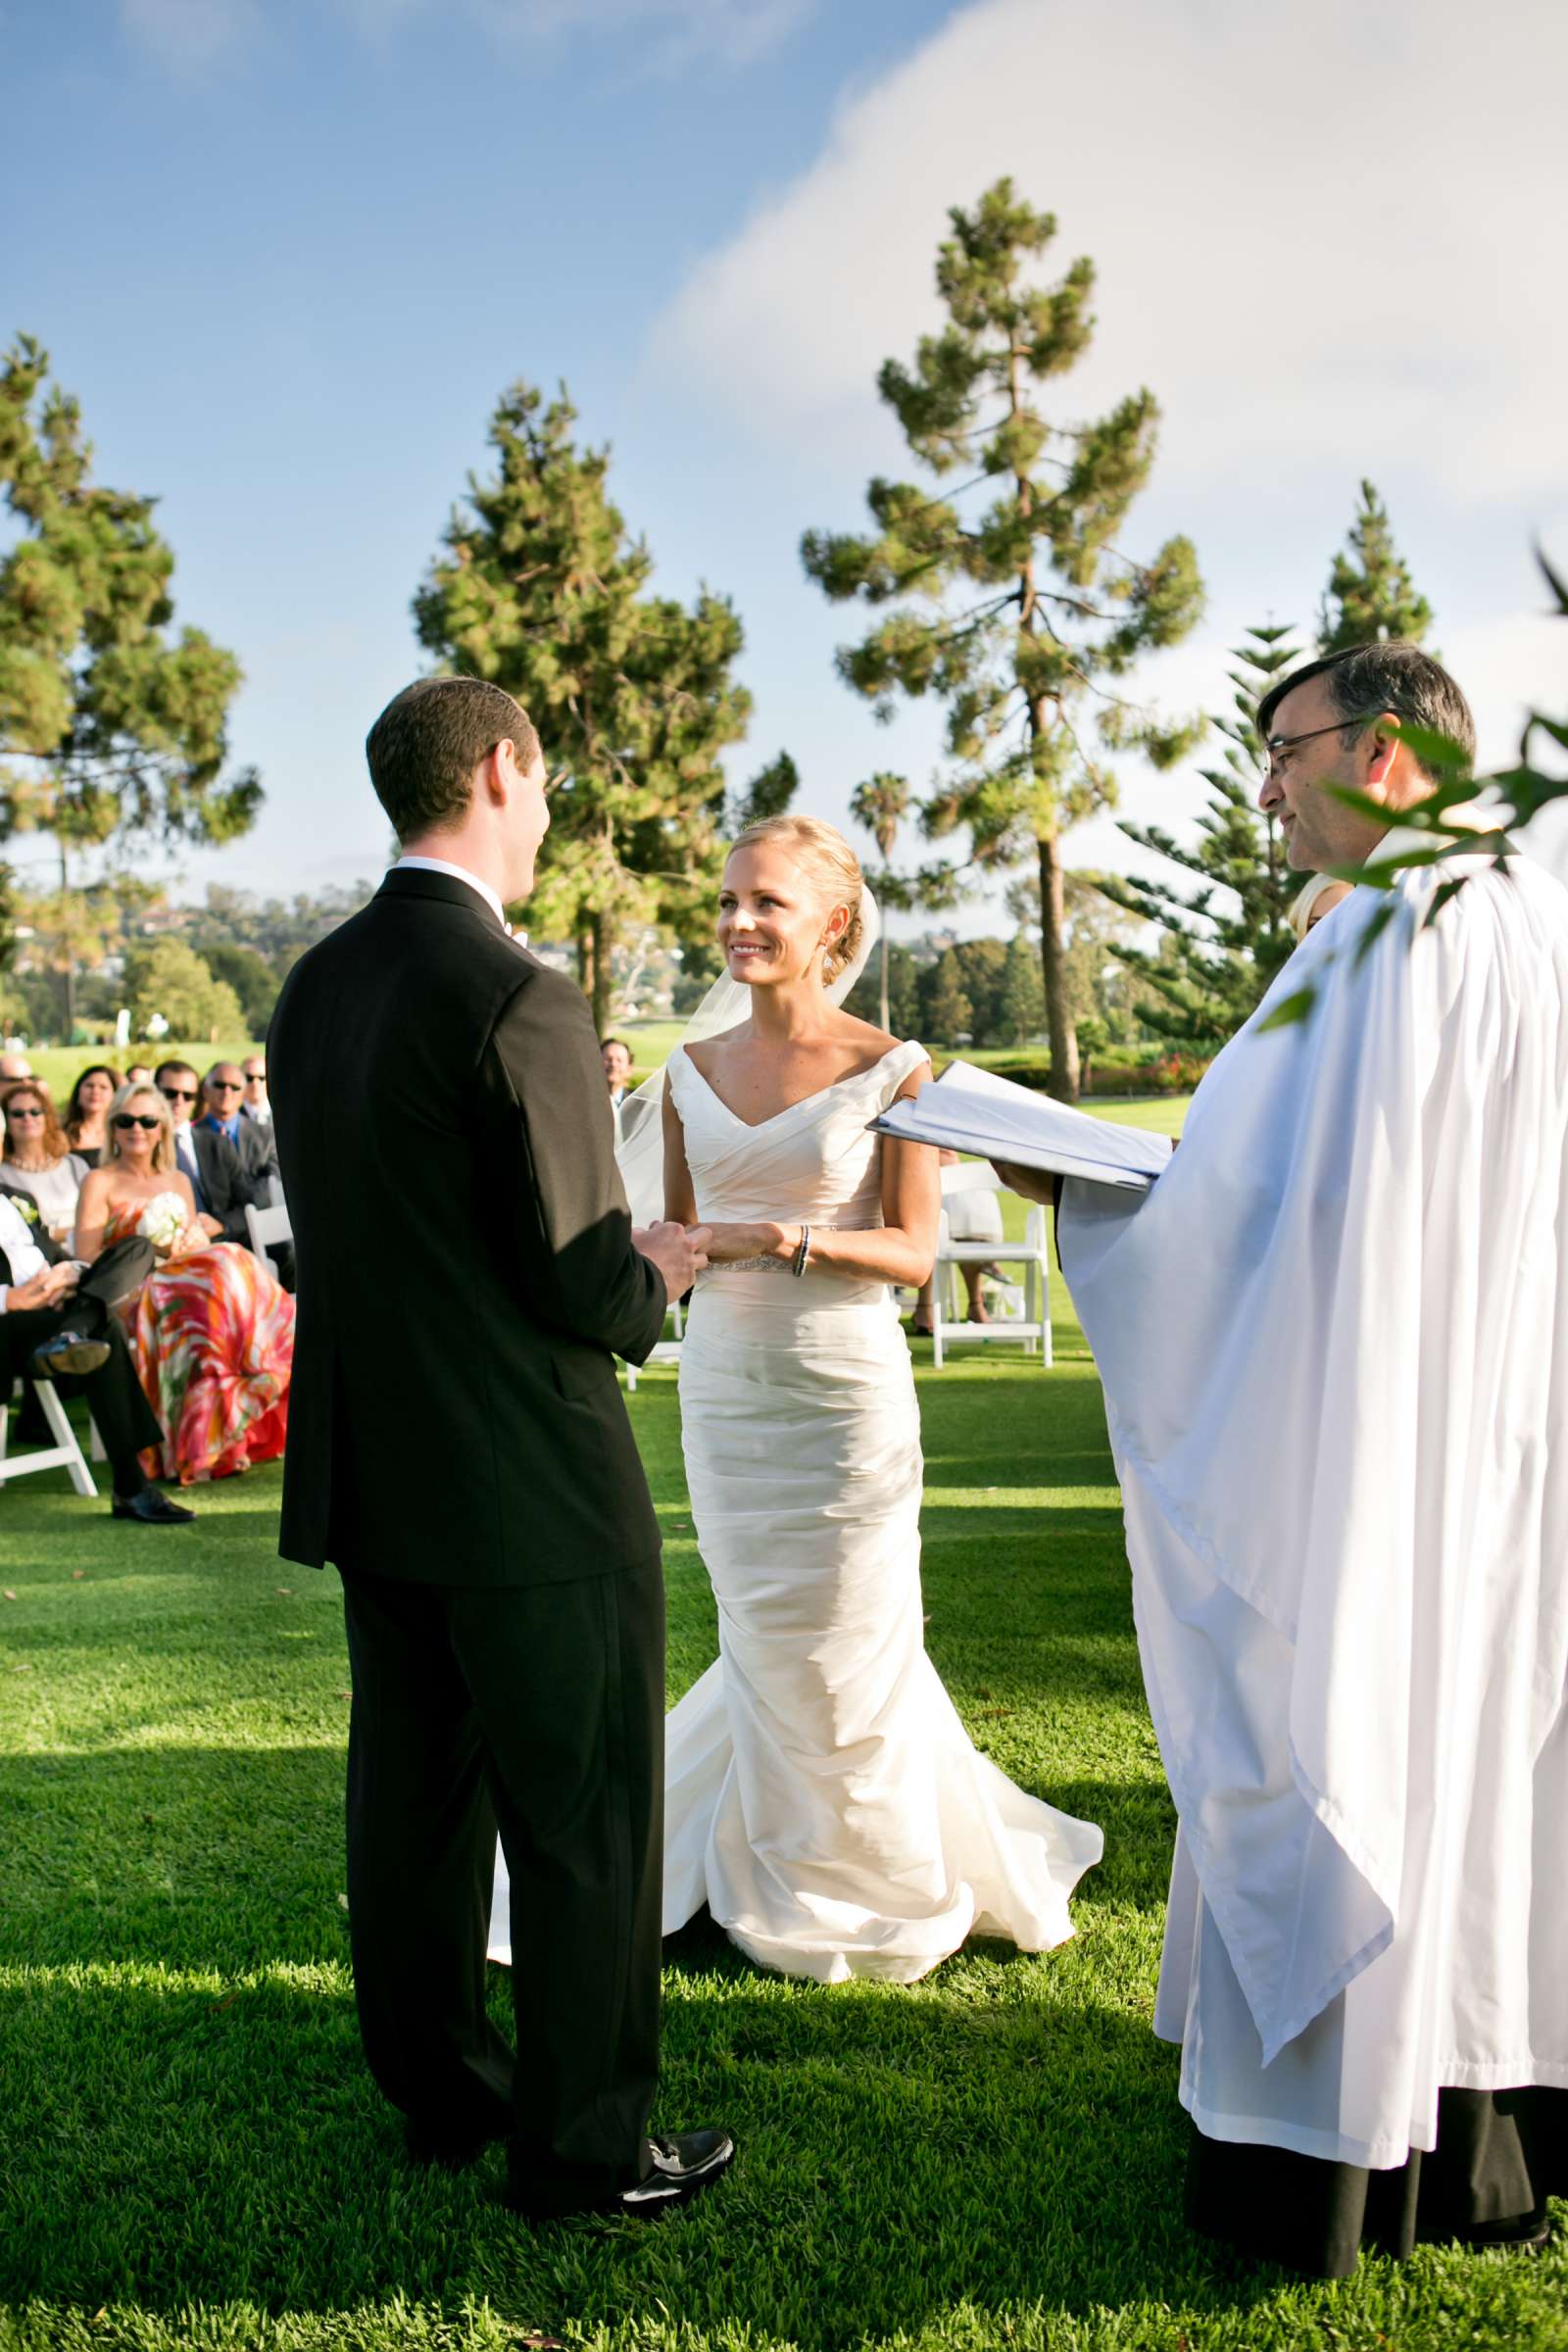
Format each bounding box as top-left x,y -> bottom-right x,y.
718,1223 -> 824,1276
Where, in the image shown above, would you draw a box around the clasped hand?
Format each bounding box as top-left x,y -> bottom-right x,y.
165,1216 -> 220,1258
690,1221 -> 796,1265
633,1219 -> 711,1299
10,1262 -> 80,1312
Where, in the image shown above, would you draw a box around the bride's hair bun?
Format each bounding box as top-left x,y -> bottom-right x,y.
728,814 -> 864,985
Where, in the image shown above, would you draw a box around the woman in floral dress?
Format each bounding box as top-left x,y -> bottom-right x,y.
74,1084 -> 294,1484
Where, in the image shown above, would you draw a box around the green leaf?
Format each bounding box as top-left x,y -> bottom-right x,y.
1536,541 -> 1568,615
1353,897 -> 1400,967
1258,986 -> 1317,1031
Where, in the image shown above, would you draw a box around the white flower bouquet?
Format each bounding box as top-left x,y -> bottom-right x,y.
138,1192 -> 189,1252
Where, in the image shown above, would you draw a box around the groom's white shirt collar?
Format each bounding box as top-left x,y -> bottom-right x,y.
393,855 -> 522,939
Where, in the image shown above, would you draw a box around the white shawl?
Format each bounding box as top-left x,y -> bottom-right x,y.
1059,853 -> 1568,2166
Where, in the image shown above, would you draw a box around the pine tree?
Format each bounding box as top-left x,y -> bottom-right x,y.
1001,926 -> 1045,1043
0,334 -> 261,1016
951,936 -> 1008,1045
1318,480 -> 1433,654
803,179 -> 1204,1101
416,381 -> 765,1032
919,948 -> 973,1049
1095,624 -> 1301,1049
729,751 -> 799,832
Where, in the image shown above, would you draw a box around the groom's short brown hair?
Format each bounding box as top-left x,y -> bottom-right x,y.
367,676 -> 542,842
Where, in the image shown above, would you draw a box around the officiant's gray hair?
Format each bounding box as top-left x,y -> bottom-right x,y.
728,813 -> 865,984
1256,644 -> 1475,781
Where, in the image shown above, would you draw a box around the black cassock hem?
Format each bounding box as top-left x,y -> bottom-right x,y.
1186,2086 -> 1568,2279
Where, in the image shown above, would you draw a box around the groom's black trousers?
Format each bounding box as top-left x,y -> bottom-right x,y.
339,1557 -> 665,2201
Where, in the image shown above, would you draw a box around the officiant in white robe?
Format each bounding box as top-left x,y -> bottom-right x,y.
1017,644 -> 1567,2277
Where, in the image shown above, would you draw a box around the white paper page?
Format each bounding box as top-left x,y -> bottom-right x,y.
873,1058 -> 1173,1189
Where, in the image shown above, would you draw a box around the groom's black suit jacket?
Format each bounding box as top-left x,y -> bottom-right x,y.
269,865 -> 667,1583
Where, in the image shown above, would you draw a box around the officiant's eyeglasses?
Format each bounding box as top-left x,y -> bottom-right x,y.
114,1114 -> 163,1132
1261,712 -> 1378,780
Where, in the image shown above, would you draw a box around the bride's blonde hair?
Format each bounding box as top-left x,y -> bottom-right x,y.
728,814 -> 865,986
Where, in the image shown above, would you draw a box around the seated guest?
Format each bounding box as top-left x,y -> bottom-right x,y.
154,1058 -> 255,1245
601,1036 -> 632,1106
0,1053 -> 32,1083
202,1062 -> 279,1192
124,1063 -> 153,1088
240,1054 -> 270,1127
202,1061 -> 293,1288
0,1081 -> 89,1244
74,1086 -> 294,1485
911,1149 -> 1001,1339
64,1063 -> 123,1168
0,1182 -> 192,1523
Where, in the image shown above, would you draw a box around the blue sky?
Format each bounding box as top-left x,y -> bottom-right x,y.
6,0 -> 1567,926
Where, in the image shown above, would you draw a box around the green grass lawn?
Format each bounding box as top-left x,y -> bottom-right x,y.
2,1160 -> 1561,2348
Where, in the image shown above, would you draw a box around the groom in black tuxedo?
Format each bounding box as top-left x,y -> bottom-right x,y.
270,675 -> 731,2219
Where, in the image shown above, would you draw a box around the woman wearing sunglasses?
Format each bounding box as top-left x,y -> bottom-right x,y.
74,1085 -> 294,1485
0,1080 -> 90,1244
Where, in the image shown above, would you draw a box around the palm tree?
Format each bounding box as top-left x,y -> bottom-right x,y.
849,772 -> 911,1031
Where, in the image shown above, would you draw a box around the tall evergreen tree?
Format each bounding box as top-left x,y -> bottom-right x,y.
803,178 -> 1204,1101
919,948 -> 973,1048
416,381 -> 768,1031
729,751 -> 799,832
1095,624 -> 1301,1049
0,333 -> 261,1016
1318,479 -> 1433,654
1000,926 -> 1045,1043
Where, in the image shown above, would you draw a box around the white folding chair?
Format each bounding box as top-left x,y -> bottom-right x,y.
245,1199 -> 293,1279
0,1375 -> 100,1498
928,1164 -> 1053,1370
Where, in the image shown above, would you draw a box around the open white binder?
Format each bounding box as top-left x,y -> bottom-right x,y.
871,1058 -> 1173,1193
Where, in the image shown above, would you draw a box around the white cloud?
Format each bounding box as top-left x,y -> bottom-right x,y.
120,0 -> 261,74
647,0 -> 1568,504
643,0 -> 1568,899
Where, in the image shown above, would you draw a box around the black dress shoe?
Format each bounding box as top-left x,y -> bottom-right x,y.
112,1489 -> 196,1525
28,1330 -> 110,1380
506,2128 -> 736,2222
615,2130 -> 735,2217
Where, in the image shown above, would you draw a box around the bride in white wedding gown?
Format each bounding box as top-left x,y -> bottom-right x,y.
490,814 -> 1101,1984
